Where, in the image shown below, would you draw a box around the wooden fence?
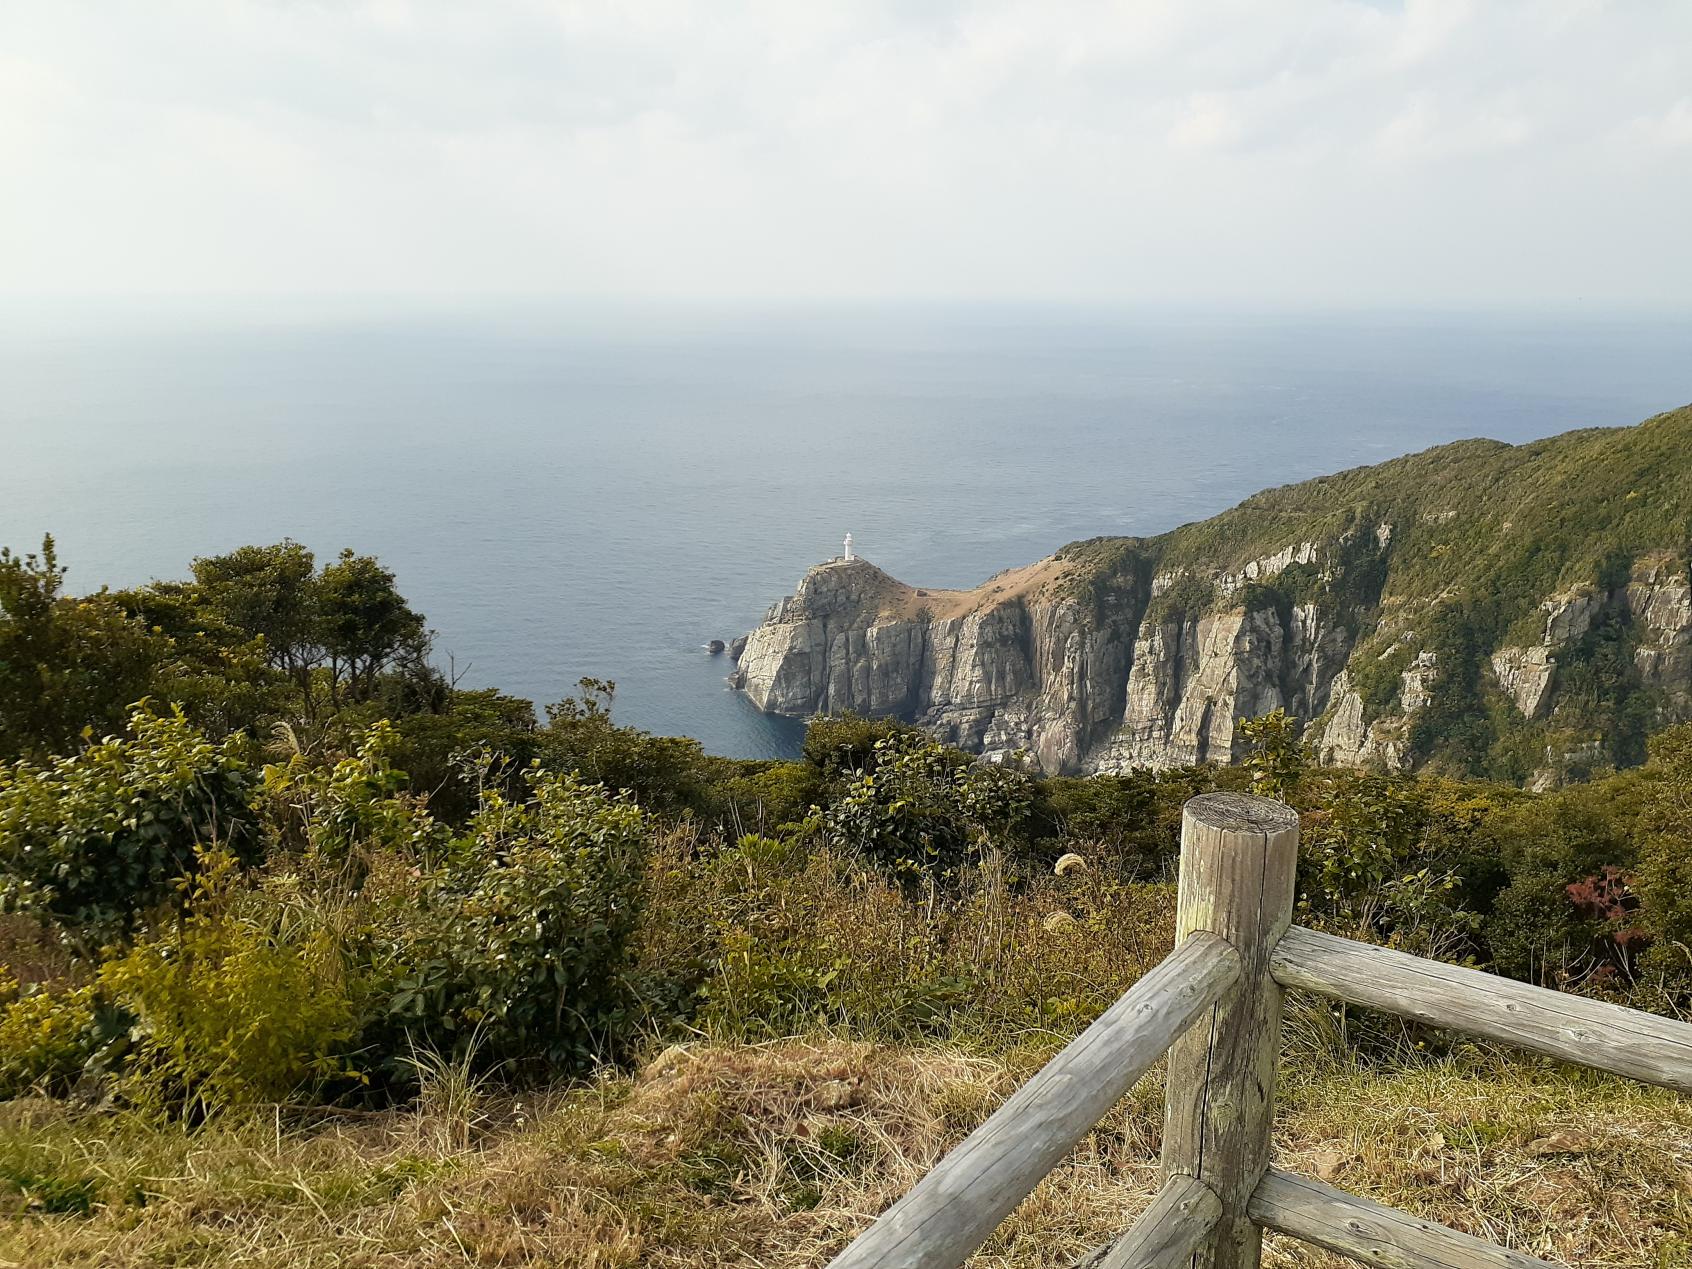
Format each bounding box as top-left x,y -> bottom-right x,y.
824,792 -> 1692,1269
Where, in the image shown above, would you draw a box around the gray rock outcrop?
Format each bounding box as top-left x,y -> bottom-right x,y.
730,541 -> 1692,780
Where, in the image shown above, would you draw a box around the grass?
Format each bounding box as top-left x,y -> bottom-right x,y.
3,1035 -> 1687,1267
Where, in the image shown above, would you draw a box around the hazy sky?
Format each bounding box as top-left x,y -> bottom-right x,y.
4,1 -> 1691,312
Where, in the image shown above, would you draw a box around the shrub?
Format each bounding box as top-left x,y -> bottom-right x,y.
1240,708 -> 1307,801
710,761 -> 821,834
100,852 -> 364,1115
1298,775 -> 1489,963
379,769 -> 649,1075
1483,778 -> 1639,983
0,708 -> 258,943
0,535 -> 167,761
822,734 -> 1032,880
1634,725 -> 1692,996
538,678 -> 714,816
0,976 -> 105,1098
262,719 -> 447,865
799,713 -> 924,778
389,687 -> 537,824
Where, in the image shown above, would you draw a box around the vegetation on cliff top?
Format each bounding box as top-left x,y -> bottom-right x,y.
1046,406 -> 1692,631
1156,404 -> 1692,604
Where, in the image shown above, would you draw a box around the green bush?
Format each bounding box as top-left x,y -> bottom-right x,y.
1634,725 -> 1692,994
0,708 -> 258,942
538,678 -> 714,817
0,974 -> 105,1098
799,713 -> 923,778
710,761 -> 821,834
100,853 -> 364,1115
379,769 -> 649,1075
822,734 -> 1032,879
1241,708 -> 1307,801
1483,778 -> 1639,981
685,835 -> 974,1039
389,687 -> 537,823
262,719 -> 447,865
0,536 -> 168,762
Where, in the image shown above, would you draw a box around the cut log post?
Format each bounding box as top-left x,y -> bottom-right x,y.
1161,792 -> 1300,1269
1249,1169 -> 1563,1268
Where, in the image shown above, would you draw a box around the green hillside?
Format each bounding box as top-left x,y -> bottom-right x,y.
1059,405 -> 1692,781
1160,404 -> 1692,620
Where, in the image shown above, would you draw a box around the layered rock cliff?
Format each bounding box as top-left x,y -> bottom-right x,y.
732,405 -> 1692,783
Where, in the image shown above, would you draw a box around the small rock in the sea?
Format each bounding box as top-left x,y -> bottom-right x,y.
706,639 -> 726,655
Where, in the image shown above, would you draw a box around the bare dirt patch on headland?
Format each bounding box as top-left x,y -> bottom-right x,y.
870,554 -> 1075,621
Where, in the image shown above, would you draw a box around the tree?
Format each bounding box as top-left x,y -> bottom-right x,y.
189,541 -> 430,721
107,578 -> 287,739
316,549 -> 426,704
0,536 -> 164,759
191,541 -> 323,708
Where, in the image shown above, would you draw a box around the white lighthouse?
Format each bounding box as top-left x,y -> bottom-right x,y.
843,533 -> 854,561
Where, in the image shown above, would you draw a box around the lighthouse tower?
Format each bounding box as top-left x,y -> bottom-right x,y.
843,533 -> 854,561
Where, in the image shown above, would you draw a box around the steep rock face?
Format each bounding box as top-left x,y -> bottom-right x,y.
732,564 -> 930,718
1315,668 -> 1413,770
731,407 -> 1692,779
729,558 -> 1143,772
1629,557 -> 1692,715
734,544 -> 1692,778
1483,565 -> 1692,734
1487,590 -> 1605,723
733,557 -> 1357,774
1088,600 -> 1349,771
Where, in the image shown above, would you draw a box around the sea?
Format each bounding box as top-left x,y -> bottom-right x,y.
3,306 -> 1689,759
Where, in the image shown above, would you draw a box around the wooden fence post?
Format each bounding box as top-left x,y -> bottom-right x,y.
1161,792 -> 1300,1269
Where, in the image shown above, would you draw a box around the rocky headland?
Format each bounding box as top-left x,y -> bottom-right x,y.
731,406 -> 1692,785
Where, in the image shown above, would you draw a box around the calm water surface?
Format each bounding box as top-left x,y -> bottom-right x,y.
4,308 -> 1689,757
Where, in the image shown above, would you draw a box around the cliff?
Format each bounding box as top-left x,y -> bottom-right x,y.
731,405 -> 1692,783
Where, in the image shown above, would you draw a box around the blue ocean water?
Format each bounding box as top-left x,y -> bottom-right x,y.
3,308 -> 1688,758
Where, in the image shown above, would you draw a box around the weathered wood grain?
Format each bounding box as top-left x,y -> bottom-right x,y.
1249,1168 -> 1563,1268
1271,925 -> 1692,1094
1161,792 -> 1300,1269
1090,1174 -> 1223,1269
824,931 -> 1242,1269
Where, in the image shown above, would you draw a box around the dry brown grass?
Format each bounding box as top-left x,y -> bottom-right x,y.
3,1037 -> 1688,1268
0,916 -> 81,990
832,555 -> 1076,623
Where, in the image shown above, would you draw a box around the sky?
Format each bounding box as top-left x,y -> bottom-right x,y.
3,0 -> 1691,314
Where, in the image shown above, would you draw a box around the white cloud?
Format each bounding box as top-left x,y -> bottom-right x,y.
1374,93 -> 1533,162
1621,97 -> 1692,150
1169,94 -> 1247,152
0,0 -> 1688,310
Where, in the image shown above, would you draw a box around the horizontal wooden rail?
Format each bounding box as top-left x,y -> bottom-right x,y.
1249,1168 -> 1561,1268
1083,1174 -> 1221,1269
825,931 -> 1243,1269
1271,926 -> 1692,1094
